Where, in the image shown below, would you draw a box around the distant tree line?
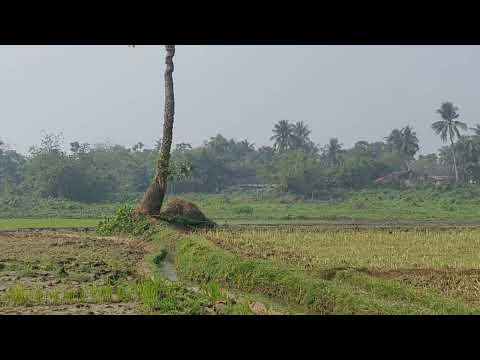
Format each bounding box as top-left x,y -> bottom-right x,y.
1,101 -> 479,202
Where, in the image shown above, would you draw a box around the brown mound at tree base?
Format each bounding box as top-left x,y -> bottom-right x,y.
158,198 -> 216,228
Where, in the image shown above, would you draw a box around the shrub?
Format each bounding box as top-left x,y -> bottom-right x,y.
96,205 -> 152,237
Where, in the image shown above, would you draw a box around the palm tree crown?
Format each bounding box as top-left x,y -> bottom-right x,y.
432,102 -> 468,143
385,126 -> 419,169
270,120 -> 295,152
398,126 -> 419,160
292,121 -> 316,152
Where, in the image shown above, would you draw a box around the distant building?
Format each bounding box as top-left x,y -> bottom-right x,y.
374,170 -> 413,185
374,171 -> 449,186
427,175 -> 449,185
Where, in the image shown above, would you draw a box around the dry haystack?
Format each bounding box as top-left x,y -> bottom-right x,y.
159,198 -> 215,228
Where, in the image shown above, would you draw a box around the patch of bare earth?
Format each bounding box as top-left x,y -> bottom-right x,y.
0,231 -> 148,314
0,303 -> 138,315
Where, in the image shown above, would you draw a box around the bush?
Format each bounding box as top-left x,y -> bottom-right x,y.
96,205 -> 152,237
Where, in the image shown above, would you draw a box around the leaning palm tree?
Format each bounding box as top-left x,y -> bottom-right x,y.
270,120 -> 295,152
137,45 -> 176,215
432,102 -> 468,184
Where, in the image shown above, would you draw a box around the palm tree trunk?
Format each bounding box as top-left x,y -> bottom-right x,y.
401,154 -> 410,171
137,45 -> 175,215
450,137 -> 459,184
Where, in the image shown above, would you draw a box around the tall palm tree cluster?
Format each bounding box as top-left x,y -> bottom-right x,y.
267,101 -> 480,186
270,120 -> 316,153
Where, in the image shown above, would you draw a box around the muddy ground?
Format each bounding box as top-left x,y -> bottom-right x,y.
0,231 -> 286,315
0,231 -> 148,315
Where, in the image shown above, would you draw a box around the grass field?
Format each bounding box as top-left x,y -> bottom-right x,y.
0,218 -> 101,231
3,187 -> 480,223
180,188 -> 480,222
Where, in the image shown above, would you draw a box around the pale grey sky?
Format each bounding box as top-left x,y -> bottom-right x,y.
1,45 -> 480,155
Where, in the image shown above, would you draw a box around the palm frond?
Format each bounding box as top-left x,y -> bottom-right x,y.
454,120 -> 468,132
431,121 -> 446,133
454,127 -> 461,140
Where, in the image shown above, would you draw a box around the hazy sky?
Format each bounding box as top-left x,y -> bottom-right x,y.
1,45 -> 480,155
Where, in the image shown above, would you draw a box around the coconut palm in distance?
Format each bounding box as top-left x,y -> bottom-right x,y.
385,126 -> 419,170
291,121 -> 310,148
432,101 -> 468,184
398,126 -> 419,170
137,45 -> 176,215
271,120 -> 295,153
291,121 -> 317,153
385,129 -> 403,153
324,138 -> 343,167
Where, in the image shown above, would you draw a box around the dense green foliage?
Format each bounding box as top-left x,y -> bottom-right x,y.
96,206 -> 153,237
3,102 -> 480,203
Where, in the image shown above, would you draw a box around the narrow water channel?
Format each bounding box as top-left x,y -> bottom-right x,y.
157,255 -> 178,282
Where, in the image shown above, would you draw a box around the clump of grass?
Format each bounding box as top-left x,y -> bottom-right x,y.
232,206 -> 254,216
3,286 -> 36,306
63,288 -> 84,303
127,277 -> 210,314
202,282 -> 226,302
87,285 -> 114,303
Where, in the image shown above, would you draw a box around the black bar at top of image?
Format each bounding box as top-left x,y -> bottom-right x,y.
2,8 -> 480,45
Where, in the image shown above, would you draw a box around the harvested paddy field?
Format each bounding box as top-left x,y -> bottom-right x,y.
204,226 -> 480,308
4,223 -> 480,315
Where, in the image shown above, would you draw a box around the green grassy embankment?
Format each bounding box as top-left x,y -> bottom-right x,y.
151,226 -> 480,315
